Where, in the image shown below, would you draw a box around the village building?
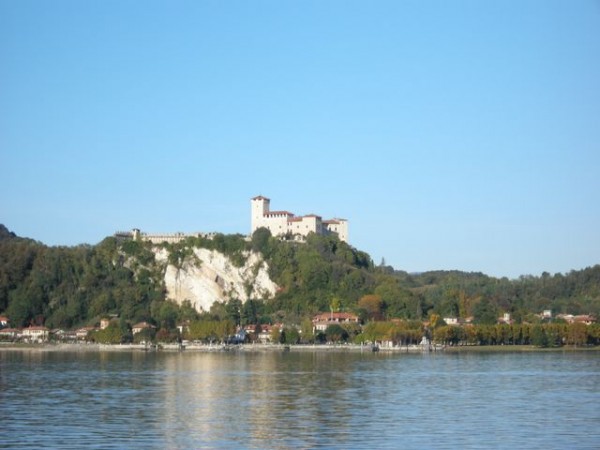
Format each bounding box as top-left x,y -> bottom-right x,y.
443,317 -> 462,326
100,315 -> 119,330
22,326 -> 49,342
251,196 -> 348,242
312,312 -> 360,332
556,314 -> 596,325
132,322 -> 156,334
498,313 -> 513,325
76,326 -> 97,340
0,328 -> 20,340
0,315 -> 10,328
177,321 -> 191,336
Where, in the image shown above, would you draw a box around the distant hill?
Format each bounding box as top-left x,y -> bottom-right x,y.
0,224 -> 598,329
0,224 -> 17,241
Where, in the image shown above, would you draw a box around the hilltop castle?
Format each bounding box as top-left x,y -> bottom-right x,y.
251,196 -> 348,242
115,196 -> 348,244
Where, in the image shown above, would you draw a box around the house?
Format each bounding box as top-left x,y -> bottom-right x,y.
177,320 -> 191,335
0,328 -> 20,340
257,324 -> 273,343
312,312 -> 360,332
226,327 -> 248,344
242,324 -> 283,344
132,322 -> 156,334
22,326 -> 49,342
100,315 -> 120,330
572,315 -> 596,325
243,324 -> 282,344
557,314 -> 596,325
443,317 -> 462,326
0,315 -> 10,328
498,313 -> 513,325
76,326 -> 97,340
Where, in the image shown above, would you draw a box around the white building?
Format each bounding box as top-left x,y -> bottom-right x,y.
22,326 -> 49,342
251,196 -> 348,242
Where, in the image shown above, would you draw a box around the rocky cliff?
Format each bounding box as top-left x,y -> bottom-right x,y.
154,247 -> 278,312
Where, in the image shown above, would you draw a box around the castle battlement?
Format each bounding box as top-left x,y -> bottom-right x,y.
251,196 -> 348,242
114,229 -> 215,244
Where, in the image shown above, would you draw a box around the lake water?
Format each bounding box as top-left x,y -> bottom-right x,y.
0,348 -> 598,449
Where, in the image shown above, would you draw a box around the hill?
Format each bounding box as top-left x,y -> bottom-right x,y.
0,225 -> 598,330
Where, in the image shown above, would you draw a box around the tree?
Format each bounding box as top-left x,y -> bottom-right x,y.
241,299 -> 263,326
330,296 -> 341,313
473,298 -> 498,325
270,326 -> 281,343
566,322 -> 587,346
358,294 -> 383,321
251,227 -> 271,255
300,318 -> 315,343
153,300 -> 178,330
92,323 -> 123,344
225,298 -> 242,325
325,324 -> 348,343
531,325 -> 548,347
284,327 -> 300,344
133,327 -> 156,344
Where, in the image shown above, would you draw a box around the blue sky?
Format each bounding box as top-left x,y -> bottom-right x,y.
1,0 -> 599,279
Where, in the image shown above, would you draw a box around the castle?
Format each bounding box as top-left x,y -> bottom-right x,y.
251,196 -> 348,242
115,196 -> 348,244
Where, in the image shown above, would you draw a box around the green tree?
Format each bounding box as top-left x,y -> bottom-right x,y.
284,327 -> 300,344
251,227 -> 272,255
92,323 -> 123,344
325,324 -> 348,343
225,298 -> 242,325
531,325 -> 548,347
270,326 -> 281,343
473,298 -> 498,325
300,318 -> 315,343
358,294 -> 383,321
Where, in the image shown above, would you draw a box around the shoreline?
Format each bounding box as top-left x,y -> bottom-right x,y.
1,342 -> 598,353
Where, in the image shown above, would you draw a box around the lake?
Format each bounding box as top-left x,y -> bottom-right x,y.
0,348 -> 598,449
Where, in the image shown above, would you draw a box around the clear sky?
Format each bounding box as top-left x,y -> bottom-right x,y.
1,0 -> 599,279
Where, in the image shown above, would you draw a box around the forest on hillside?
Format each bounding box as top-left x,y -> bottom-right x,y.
1,224 -> 599,337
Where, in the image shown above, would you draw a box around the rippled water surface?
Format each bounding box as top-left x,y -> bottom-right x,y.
1,349 -> 598,449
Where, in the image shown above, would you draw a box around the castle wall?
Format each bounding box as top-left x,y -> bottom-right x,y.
114,230 -> 215,245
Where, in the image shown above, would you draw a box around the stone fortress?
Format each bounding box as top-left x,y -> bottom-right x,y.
251,195 -> 348,242
115,195 -> 348,244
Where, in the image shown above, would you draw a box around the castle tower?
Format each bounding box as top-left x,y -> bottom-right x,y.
251,196 -> 270,234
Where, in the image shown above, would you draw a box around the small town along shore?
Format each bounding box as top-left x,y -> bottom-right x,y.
1,341 -> 598,353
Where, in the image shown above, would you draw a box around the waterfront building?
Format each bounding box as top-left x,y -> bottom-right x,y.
22,326 -> 49,342
312,312 -> 360,332
132,322 -> 156,334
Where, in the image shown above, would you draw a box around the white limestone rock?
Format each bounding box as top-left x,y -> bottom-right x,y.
155,247 -> 278,312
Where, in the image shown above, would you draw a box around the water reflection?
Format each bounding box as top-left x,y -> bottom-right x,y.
0,349 -> 598,449
159,352 -> 381,448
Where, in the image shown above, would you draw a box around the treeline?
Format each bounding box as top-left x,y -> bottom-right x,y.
433,322 -> 600,347
0,226 -> 166,328
1,224 -> 599,337
390,267 -> 600,323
